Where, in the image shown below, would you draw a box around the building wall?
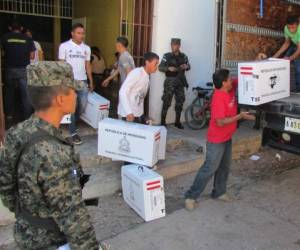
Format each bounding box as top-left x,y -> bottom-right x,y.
74,0 -> 120,66
149,0 -> 217,124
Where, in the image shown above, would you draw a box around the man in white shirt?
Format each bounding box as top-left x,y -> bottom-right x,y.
102,36 -> 135,86
118,52 -> 159,123
59,23 -> 93,145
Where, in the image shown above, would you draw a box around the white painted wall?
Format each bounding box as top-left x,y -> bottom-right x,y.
149,0 -> 217,124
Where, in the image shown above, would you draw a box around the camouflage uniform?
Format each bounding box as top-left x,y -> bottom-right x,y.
159,46 -> 190,126
0,62 -> 99,250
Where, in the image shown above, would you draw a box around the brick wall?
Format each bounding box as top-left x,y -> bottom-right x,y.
225,0 -> 300,61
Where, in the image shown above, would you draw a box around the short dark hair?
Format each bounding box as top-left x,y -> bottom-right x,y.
27,85 -> 71,111
72,23 -> 84,32
143,52 -> 159,65
9,20 -> 21,31
287,16 -> 298,25
213,69 -> 230,89
116,36 -> 129,48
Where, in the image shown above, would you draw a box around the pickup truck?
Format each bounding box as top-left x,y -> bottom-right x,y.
257,94 -> 300,154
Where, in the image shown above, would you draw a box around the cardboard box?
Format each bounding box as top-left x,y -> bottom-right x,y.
61,114 -> 71,124
238,59 -> 290,105
80,92 -> 110,129
121,164 -> 166,222
98,118 -> 167,167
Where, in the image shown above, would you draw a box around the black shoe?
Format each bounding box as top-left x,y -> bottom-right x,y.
174,122 -> 184,129
72,134 -> 83,145
161,121 -> 167,127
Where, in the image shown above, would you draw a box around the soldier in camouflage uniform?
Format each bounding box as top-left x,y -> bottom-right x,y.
0,61 -> 107,250
159,38 -> 191,129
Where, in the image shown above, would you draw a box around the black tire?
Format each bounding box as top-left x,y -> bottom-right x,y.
185,99 -> 208,130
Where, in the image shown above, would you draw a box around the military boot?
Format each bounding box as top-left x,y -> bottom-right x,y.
161,113 -> 167,127
174,112 -> 184,129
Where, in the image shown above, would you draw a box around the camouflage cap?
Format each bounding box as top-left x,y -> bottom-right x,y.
171,38 -> 181,45
27,61 -> 85,90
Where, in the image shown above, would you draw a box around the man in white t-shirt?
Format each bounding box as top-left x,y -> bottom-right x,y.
102,36 -> 135,86
118,52 -> 159,123
59,23 -> 93,145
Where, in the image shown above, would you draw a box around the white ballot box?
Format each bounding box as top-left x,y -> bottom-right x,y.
61,114 -> 71,124
80,92 -> 110,129
238,59 -> 290,105
98,118 -> 167,166
122,164 -> 166,222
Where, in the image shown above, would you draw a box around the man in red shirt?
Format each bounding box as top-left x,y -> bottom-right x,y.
185,69 -> 255,211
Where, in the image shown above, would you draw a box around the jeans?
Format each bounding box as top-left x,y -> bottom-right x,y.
185,140 -> 232,200
285,45 -> 300,90
69,81 -> 89,135
4,67 -> 32,119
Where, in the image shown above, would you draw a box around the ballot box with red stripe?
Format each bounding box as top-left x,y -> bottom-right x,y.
80,92 -> 110,129
98,118 -> 167,166
121,164 -> 165,221
238,59 -> 290,105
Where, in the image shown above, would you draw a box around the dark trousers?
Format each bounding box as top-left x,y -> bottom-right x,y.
161,77 -> 185,118
185,140 -> 232,200
285,45 -> 300,91
4,67 -> 32,119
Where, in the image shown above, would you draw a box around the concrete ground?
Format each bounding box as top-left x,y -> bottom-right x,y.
1,147 -> 300,250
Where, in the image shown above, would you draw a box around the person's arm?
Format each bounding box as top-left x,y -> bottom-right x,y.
38,144 -> 99,250
216,112 -> 255,127
119,71 -> 139,121
158,54 -> 169,72
85,61 -> 94,92
287,42 -> 300,61
102,69 -> 119,87
58,43 -> 66,61
180,54 -> 191,71
85,47 -> 93,91
273,38 -> 291,58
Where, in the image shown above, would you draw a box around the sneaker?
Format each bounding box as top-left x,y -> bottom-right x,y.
174,122 -> 184,129
72,134 -> 83,145
185,198 -> 197,212
216,193 -> 234,202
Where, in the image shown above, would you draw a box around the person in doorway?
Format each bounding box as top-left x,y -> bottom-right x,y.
59,23 -> 93,145
91,46 -> 106,88
273,16 -> 300,92
184,69 -> 255,212
102,36 -> 135,87
24,28 -> 44,63
159,38 -> 190,129
1,20 -> 35,123
118,52 -> 159,124
0,61 -> 108,250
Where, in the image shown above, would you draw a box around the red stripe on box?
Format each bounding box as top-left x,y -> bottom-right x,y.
155,136 -> 161,141
147,185 -> 161,190
240,67 -> 253,70
241,72 -> 253,75
147,180 -> 160,186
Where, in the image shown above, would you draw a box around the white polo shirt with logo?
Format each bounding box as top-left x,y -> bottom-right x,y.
58,39 -> 91,80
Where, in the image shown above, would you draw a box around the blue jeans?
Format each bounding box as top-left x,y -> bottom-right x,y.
285,45 -> 300,90
185,140 -> 232,200
4,67 -> 33,119
69,81 -> 89,135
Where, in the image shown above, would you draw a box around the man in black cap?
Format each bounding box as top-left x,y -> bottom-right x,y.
159,38 -> 190,129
